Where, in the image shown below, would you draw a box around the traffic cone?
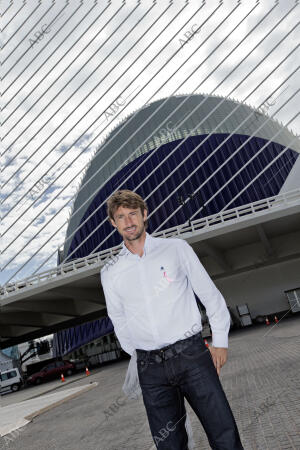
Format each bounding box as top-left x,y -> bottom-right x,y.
85,367 -> 90,376
274,315 -> 279,323
204,339 -> 209,348
61,373 -> 65,382
265,316 -> 270,325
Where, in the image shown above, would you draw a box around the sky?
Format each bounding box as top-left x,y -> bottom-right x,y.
0,0 -> 299,286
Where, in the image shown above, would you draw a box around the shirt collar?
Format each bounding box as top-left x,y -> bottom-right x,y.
119,231 -> 153,257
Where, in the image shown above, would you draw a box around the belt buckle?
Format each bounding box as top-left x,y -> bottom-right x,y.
152,349 -> 163,363
153,348 -> 166,362
161,347 -> 174,361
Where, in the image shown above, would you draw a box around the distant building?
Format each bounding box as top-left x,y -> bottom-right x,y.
0,347 -> 19,372
62,93 -> 300,260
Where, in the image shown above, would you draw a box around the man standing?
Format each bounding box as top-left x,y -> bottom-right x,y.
100,189 -> 244,449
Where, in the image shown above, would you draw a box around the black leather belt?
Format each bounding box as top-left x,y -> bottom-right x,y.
136,330 -> 203,363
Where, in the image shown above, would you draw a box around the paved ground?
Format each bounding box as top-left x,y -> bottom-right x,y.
0,315 -> 299,449
0,383 -> 98,438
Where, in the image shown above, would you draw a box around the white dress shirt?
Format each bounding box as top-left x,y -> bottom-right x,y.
100,231 -> 231,356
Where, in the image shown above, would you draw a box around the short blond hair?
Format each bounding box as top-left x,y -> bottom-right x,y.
106,189 -> 148,230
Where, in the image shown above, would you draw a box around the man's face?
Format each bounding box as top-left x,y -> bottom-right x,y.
111,206 -> 147,241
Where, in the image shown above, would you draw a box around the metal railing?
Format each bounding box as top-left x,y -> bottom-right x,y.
1,187 -> 299,298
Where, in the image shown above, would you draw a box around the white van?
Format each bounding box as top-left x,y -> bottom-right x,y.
0,368 -> 23,393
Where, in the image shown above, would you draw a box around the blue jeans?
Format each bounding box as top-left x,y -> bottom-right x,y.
136,332 -> 244,449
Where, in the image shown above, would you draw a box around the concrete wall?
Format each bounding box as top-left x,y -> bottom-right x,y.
216,257 -> 300,318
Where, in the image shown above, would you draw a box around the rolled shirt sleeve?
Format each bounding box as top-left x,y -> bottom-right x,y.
178,239 -> 231,348
100,270 -> 135,356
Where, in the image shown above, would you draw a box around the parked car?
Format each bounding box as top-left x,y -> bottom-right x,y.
0,368 -> 23,392
26,360 -> 75,385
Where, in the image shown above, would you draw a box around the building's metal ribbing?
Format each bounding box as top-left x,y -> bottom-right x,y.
63,94 -> 300,259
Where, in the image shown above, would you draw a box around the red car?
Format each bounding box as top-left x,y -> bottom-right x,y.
26,360 -> 75,385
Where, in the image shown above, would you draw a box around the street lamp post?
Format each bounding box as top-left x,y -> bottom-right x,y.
177,190 -> 205,227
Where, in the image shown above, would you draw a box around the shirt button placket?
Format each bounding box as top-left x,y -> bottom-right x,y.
137,258 -> 160,345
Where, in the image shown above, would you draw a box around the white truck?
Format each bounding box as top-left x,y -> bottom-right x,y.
0,368 -> 23,393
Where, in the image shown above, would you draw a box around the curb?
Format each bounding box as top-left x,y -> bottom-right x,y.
25,372 -> 94,401
24,382 -> 98,421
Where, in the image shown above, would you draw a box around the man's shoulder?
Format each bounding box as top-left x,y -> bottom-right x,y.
151,235 -> 185,248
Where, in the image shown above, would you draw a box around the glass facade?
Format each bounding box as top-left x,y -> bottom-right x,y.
65,133 -> 298,261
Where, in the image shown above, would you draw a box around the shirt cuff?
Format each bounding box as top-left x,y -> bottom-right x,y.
211,332 -> 228,348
